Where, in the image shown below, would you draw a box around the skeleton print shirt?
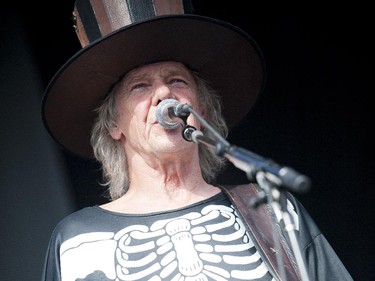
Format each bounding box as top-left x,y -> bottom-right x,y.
41,192 -> 277,281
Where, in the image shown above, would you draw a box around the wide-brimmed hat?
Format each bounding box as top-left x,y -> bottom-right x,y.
42,0 -> 266,159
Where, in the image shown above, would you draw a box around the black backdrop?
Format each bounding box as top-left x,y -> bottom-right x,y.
1,1 -> 373,280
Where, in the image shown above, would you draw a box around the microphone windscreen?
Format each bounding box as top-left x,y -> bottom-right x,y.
156,99 -> 181,129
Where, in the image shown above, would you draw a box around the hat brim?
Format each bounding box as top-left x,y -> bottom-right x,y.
42,15 -> 265,159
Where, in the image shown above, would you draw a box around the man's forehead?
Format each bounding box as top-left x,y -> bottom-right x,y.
125,61 -> 191,79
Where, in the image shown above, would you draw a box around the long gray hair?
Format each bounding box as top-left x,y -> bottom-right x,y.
91,67 -> 228,200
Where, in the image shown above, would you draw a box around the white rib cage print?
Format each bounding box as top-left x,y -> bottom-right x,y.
60,204 -> 276,281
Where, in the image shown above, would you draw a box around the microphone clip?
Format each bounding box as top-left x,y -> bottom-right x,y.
182,125 -> 197,142
175,103 -> 191,118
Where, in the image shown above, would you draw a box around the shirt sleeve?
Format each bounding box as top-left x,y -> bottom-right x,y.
40,227 -> 62,281
286,193 -> 354,281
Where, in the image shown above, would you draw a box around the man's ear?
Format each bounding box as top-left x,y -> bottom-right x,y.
109,125 -> 122,140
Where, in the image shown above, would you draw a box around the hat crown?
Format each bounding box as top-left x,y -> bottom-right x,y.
73,0 -> 193,47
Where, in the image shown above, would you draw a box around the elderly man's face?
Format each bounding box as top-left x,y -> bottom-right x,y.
109,61 -> 203,157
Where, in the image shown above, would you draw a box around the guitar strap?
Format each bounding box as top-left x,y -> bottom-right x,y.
221,183 -> 302,281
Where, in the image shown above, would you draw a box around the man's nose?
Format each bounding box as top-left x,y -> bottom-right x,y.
152,83 -> 175,106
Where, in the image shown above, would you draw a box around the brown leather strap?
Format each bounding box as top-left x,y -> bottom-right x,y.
221,183 -> 302,281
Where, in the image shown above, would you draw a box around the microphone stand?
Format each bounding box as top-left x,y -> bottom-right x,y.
177,105 -> 311,281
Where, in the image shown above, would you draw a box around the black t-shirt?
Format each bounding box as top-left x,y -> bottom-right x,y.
41,192 -> 275,280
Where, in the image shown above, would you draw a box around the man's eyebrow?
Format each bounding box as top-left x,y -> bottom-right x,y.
160,68 -> 192,79
124,72 -> 149,85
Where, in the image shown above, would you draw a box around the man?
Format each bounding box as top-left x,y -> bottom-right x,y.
41,1 -> 353,280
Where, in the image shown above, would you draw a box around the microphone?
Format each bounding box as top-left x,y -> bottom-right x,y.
156,99 -> 191,129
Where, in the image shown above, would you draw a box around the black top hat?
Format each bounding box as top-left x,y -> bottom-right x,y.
41,0 -> 266,159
